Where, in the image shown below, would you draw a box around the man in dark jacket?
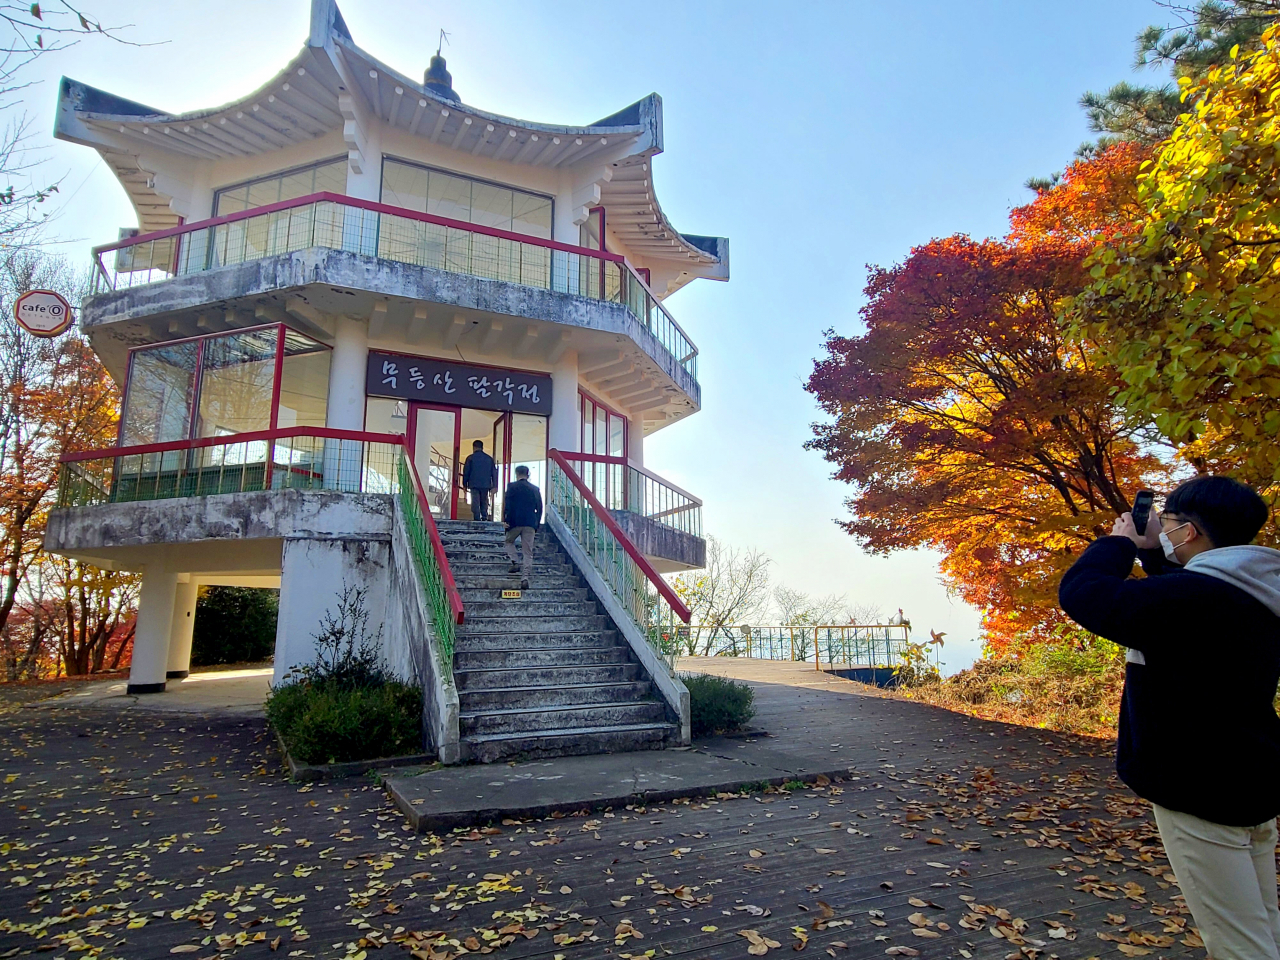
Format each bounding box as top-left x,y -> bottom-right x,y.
461,440 -> 497,522
1059,475 -> 1280,960
502,464 -> 542,589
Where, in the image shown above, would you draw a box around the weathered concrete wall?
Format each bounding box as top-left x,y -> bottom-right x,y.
80,247 -> 700,407
385,497 -> 460,763
274,537 -> 390,686
45,489 -> 393,569
611,511 -> 706,573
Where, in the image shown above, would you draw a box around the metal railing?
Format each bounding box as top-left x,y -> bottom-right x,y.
397,448 -> 464,681
547,449 -> 691,671
56,427 -> 402,507
696,623 -> 935,672
91,192 -> 699,382
557,452 -> 702,538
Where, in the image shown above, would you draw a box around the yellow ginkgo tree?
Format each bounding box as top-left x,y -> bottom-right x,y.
1077,26 -> 1280,498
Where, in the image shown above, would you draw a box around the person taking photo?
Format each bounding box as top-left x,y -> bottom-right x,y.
1059,475 -> 1280,960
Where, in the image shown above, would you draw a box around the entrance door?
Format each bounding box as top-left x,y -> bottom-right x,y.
491,412 -> 510,522
409,404 -> 460,519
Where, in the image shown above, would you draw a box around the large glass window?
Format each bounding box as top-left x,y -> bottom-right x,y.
380,158 -> 552,239
278,331 -> 331,430
213,159 -> 347,217
120,342 -> 199,446
195,330 -> 278,438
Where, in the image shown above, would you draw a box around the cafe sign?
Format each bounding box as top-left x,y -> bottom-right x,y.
366,352 -> 553,416
13,289 -> 73,338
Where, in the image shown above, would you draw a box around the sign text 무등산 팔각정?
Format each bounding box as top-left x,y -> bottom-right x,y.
366,352 -> 553,416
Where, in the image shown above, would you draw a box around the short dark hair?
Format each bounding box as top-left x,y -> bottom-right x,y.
515,465 -> 529,477
1164,475 -> 1269,548
473,440 -> 484,449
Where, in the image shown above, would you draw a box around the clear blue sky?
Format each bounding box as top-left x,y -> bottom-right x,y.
25,0 -> 1169,670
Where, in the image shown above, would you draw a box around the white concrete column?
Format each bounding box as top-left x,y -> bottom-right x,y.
325,315 -> 369,490
627,415 -> 644,468
129,565 -> 179,694
548,350 -> 579,454
274,538 -> 390,686
165,579 -> 198,680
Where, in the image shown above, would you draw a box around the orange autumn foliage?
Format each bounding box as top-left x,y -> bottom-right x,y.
807,145 -> 1170,648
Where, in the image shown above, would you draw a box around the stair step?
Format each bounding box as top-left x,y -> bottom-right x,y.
449,562 -> 572,577
458,680 -> 653,711
463,600 -> 598,618
454,663 -> 641,690
454,630 -> 619,651
458,614 -> 607,633
460,701 -> 667,736
458,587 -> 588,603
464,722 -> 676,763
454,646 -> 629,670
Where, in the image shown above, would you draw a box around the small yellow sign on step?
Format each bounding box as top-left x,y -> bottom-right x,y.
501,589 -> 522,599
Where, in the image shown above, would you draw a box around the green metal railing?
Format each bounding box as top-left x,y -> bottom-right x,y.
396,449 -> 464,683
547,451 -> 690,671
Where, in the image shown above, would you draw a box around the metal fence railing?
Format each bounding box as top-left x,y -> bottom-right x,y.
91,192 -> 699,383
556,452 -> 702,538
692,624 -> 937,672
57,428 -> 402,507
547,450 -> 690,671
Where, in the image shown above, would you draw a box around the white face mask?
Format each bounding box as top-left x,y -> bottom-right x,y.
1160,521 -> 1192,564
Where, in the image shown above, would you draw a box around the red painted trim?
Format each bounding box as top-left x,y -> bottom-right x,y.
401,443 -> 465,625
548,448 -> 691,623
557,451 -> 625,465
59,427 -> 403,463
265,324 -> 286,488
94,192 -> 627,264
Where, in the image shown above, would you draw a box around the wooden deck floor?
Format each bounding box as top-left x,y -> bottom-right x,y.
0,660 -> 1205,959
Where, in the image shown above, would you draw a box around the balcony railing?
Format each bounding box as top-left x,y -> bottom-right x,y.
547,450 -> 691,670
698,624 -> 937,671
91,192 -> 699,382
57,427 -> 405,507
555,452 -> 702,538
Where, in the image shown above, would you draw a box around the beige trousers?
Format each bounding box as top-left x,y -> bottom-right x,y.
504,526 -> 535,581
1153,804 -> 1280,960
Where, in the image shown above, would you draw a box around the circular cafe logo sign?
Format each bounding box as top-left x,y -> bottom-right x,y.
13,289 -> 73,337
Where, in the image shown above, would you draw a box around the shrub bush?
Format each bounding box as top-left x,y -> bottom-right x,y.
682,673 -> 756,738
191,587 -> 278,667
267,583 -> 422,765
266,680 -> 421,765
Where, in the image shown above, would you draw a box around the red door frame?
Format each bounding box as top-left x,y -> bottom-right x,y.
407,401 -> 463,520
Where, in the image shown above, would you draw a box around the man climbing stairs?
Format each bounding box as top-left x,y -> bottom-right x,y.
436,520 -> 680,763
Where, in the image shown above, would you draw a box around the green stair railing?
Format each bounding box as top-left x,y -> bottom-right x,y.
547,450 -> 690,670
397,447 -> 465,681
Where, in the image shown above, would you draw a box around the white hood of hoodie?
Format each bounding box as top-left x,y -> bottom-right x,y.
1185,545 -> 1280,617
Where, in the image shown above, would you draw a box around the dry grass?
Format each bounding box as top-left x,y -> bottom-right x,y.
898,643 -> 1125,738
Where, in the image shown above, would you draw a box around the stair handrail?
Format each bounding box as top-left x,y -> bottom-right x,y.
547,449 -> 692,622
396,446 -> 465,675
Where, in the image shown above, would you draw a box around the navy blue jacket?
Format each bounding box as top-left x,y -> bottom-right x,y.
1059,536 -> 1280,826
502,478 -> 542,529
461,451 -> 497,490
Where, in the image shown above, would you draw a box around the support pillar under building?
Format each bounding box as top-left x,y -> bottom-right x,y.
548,350 -> 579,454
129,565 -> 179,694
165,579 -> 198,680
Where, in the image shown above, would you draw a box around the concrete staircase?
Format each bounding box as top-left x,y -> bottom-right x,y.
437,519 -> 679,763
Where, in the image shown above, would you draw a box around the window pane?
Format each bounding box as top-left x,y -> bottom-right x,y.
312,159 -> 347,194
470,181 -> 513,231
196,330 -> 277,438
594,406 -> 607,455
513,194 -> 552,239
427,170 -> 471,222
121,342 -> 199,445
365,397 -> 408,435
278,335 -> 330,430
278,169 -> 315,205
246,179 -> 280,210
609,414 -> 625,458
381,159 -> 430,213
214,186 -> 248,217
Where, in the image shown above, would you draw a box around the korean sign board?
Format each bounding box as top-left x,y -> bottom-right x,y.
366,352 -> 553,417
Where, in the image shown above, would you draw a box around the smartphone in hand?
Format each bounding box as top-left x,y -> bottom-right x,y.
1131,489 -> 1156,535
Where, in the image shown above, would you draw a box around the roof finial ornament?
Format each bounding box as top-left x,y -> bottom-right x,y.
425,28 -> 460,103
